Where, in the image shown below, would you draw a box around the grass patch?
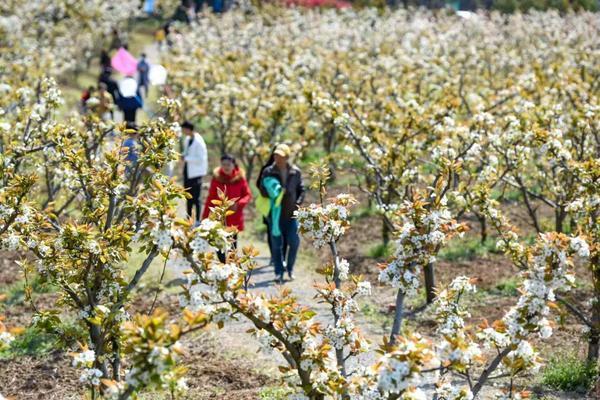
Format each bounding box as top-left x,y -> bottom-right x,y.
1,277 -> 56,307
350,204 -> 378,220
493,277 -> 519,296
360,302 -> 392,332
259,386 -> 290,399
439,237 -> 498,261
300,148 -> 328,165
542,354 -> 598,392
366,242 -> 392,259
0,327 -> 57,360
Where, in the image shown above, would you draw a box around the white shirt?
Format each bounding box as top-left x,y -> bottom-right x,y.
183,132 -> 208,179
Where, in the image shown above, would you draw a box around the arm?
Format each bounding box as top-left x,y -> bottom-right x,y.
237,178 -> 252,209
296,170 -> 305,205
202,179 -> 219,220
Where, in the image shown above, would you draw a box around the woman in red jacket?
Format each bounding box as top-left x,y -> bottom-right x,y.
202,154 -> 252,260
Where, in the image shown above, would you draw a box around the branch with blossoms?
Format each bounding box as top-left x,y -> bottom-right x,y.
5,99 -> 201,399
169,187 -> 371,399
378,185 -> 467,345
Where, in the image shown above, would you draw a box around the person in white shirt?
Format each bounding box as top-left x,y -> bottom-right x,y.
181,121 -> 208,223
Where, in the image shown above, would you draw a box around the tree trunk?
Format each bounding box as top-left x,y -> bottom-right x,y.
329,241 -> 346,376
424,262 -> 436,304
324,126 -> 337,181
588,255 -> 600,362
389,289 -> 405,345
478,213 -> 487,244
555,206 -> 565,233
382,218 -> 390,247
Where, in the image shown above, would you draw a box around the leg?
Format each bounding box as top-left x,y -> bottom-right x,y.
282,233 -> 288,266
264,217 -> 274,264
187,182 -> 201,222
196,178 -> 203,220
217,235 -> 237,263
185,184 -> 194,218
283,219 -> 300,276
271,234 -> 284,278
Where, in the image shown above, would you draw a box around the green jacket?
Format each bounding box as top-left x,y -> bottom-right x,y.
262,176 -> 284,237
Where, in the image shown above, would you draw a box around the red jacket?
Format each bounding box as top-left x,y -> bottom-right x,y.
202,167 -> 252,231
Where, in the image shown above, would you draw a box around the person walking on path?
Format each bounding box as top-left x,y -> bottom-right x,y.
122,122 -> 139,175
93,82 -> 114,121
137,53 -> 150,98
256,149 -> 287,266
260,144 -> 305,284
202,154 -> 252,262
117,76 -> 143,123
182,121 -> 208,224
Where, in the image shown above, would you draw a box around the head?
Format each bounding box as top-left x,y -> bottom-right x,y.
98,82 -> 107,92
220,154 -> 237,175
181,121 -> 194,137
141,53 -> 146,60
273,144 -> 291,168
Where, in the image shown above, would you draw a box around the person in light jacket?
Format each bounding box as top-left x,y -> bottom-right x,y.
181,121 -> 208,224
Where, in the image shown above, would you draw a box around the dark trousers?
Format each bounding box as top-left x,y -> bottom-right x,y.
184,177 -> 202,221
123,108 -> 137,123
217,234 -> 238,263
272,218 -> 300,276
265,217 -> 287,263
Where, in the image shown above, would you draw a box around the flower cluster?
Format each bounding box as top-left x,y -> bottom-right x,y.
376,334 -> 435,396
379,194 -> 465,294
296,194 -> 356,248
433,277 -> 482,371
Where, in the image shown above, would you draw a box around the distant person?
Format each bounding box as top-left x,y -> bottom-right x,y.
94,82 -> 114,120
155,27 -> 166,51
80,86 -> 94,114
202,154 -> 252,262
109,28 -> 123,50
122,122 -> 139,174
172,3 -> 192,23
260,144 -> 305,283
117,76 -> 143,123
99,69 -> 120,103
100,50 -> 111,70
137,53 -> 150,98
143,0 -> 156,14
181,121 -> 208,224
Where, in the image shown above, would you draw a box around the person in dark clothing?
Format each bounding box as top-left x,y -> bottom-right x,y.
256,149 -> 286,265
137,53 -> 150,98
99,69 -> 120,103
117,92 -> 143,123
122,122 -> 139,175
100,50 -> 111,70
259,144 -> 305,283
